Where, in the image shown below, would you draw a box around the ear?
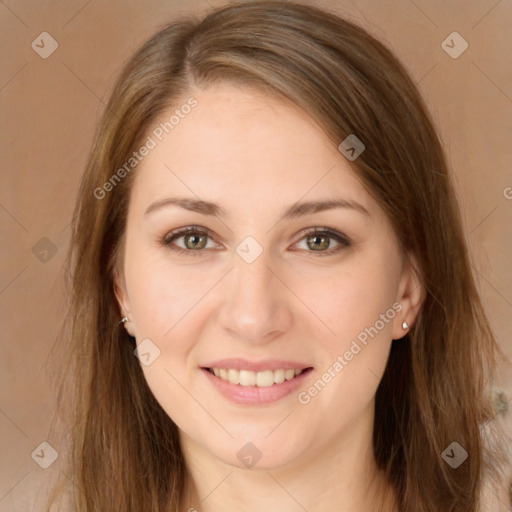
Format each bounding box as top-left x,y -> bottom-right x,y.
113,265 -> 136,338
391,252 -> 424,340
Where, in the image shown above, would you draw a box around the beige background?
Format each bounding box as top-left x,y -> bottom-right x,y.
1,0 -> 511,510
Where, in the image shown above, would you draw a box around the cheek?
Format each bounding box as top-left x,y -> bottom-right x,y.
127,260 -> 205,429
301,338 -> 391,444
137,357 -> 197,437
293,250 -> 400,419
290,253 -> 400,345
125,255 -> 216,392
127,253 -> 215,335
295,273 -> 396,436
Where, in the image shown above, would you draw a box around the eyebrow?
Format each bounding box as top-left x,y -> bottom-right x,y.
144,196 -> 370,220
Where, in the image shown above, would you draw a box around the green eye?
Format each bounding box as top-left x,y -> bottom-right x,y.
162,226 -> 351,256
162,226 -> 214,256
295,229 -> 350,255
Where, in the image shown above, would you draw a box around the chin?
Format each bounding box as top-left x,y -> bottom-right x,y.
205,433 -> 307,471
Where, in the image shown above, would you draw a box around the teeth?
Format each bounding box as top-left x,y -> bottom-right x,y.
239,370 -> 256,386
227,369 -> 239,385
274,369 -> 285,384
256,370 -> 274,387
210,368 -> 305,387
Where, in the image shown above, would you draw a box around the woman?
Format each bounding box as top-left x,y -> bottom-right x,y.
48,1 -> 508,510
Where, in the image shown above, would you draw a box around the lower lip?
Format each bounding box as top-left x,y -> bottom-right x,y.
201,368 -> 313,405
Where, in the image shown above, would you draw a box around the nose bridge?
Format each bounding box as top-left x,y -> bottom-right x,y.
218,244 -> 292,342
233,249 -> 274,302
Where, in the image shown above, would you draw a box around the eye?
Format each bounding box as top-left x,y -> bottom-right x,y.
161,226 -> 219,256
293,228 -> 351,256
161,226 -> 350,257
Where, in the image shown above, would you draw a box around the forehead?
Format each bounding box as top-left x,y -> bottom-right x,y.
129,83 -> 377,219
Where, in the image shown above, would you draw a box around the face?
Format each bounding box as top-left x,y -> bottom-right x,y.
114,83 -> 422,471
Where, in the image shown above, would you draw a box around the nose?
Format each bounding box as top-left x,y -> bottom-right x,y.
217,247 -> 293,344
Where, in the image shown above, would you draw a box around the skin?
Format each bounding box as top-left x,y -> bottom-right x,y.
114,83 -> 423,512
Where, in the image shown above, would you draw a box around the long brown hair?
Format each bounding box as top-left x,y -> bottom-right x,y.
47,1 -> 508,510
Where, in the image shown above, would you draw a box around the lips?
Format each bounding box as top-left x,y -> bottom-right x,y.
201,366 -> 313,405
200,358 -> 314,404
201,358 -> 312,372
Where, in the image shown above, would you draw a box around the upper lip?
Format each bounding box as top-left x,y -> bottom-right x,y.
201,358 -> 313,372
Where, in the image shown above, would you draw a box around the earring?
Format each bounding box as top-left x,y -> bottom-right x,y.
402,320 -> 409,330
120,317 -> 129,325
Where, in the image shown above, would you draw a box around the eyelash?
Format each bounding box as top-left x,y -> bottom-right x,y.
160,225 -> 351,257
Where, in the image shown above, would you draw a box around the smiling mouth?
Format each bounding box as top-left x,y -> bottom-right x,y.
205,367 -> 313,387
